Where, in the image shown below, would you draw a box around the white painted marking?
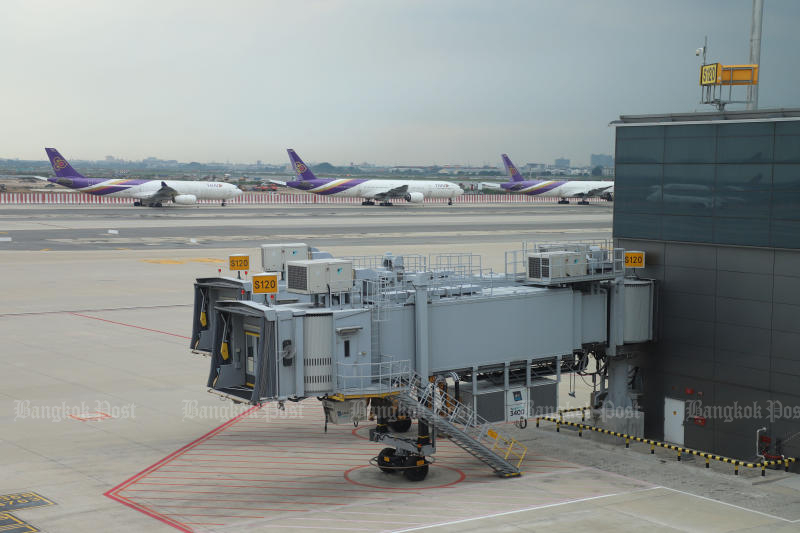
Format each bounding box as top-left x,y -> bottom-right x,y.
390,487 -> 662,532
658,485 -> 800,523
0,237 -> 11,242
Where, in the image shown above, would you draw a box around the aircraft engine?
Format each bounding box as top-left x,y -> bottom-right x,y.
404,192 -> 424,204
173,194 -> 198,205
602,191 -> 614,202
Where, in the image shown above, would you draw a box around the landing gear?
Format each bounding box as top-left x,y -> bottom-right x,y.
558,198 -> 570,204
362,200 -> 375,206
221,201 -> 227,207
133,201 -> 142,207
578,200 -> 590,205
448,198 -> 453,205
379,201 -> 393,206
154,202 -> 163,208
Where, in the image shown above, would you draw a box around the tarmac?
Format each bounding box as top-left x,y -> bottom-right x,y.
2,203 -> 800,532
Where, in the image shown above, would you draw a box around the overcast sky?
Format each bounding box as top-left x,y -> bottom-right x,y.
2,0 -> 798,166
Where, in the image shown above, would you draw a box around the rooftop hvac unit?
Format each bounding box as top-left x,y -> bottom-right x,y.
527,251 -> 586,282
287,259 -> 353,294
261,243 -> 309,274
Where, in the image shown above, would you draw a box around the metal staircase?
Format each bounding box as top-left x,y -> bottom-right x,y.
393,373 -> 527,477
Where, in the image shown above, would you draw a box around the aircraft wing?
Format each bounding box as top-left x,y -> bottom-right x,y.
479,182 -> 502,191
132,181 -> 178,202
371,184 -> 408,201
268,179 -> 287,186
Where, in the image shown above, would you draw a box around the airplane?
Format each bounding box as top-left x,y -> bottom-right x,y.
481,154 -> 614,204
271,149 -> 463,206
42,148 -> 243,207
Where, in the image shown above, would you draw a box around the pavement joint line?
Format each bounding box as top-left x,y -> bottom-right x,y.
0,304 -> 190,318
386,487 -> 663,532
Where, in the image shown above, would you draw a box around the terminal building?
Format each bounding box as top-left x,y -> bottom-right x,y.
612,108 -> 800,460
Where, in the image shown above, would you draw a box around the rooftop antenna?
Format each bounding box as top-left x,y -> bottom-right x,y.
746,0 -> 764,110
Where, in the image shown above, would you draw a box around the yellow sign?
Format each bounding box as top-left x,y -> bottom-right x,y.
229,255 -> 249,271
252,273 -> 279,294
625,251 -> 645,269
700,63 -> 720,85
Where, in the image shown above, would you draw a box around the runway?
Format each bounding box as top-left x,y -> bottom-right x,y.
0,204 -> 612,251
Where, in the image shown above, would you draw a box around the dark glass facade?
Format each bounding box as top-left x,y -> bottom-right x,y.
614,119 -> 800,249
613,112 -> 800,461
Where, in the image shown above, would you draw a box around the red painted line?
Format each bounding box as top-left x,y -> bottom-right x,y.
145,502 -> 346,510
132,494 -> 390,502
147,471 -> 342,479
164,462 -> 348,471
126,485 -> 419,495
163,513 -> 266,518
344,465 -> 466,491
183,523 -> 225,526
70,312 -> 191,339
105,404 -> 262,532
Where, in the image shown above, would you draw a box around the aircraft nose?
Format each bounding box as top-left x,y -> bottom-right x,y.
234,187 -> 243,195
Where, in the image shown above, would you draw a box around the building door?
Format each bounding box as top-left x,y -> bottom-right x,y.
664,397 -> 685,445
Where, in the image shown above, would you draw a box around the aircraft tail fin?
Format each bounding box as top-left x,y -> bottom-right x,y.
501,153 -> 524,182
45,148 -> 86,178
287,149 -> 318,181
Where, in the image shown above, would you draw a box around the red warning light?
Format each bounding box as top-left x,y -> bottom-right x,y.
685,387 -> 695,395
693,416 -> 706,427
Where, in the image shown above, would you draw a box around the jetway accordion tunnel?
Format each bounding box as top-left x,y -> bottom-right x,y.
189,241 -> 656,480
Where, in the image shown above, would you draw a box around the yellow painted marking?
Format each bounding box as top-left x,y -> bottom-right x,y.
245,331 -> 260,337
487,429 -> 498,440
142,259 -> 185,264
189,258 -> 225,263
39,248 -> 50,252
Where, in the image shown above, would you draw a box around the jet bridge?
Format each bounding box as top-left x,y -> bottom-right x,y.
194,242 -> 656,480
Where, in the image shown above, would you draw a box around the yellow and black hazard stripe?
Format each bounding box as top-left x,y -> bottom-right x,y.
535,415 -> 797,477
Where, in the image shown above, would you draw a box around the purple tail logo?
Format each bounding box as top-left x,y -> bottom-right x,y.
54,157 -> 68,170
295,162 -> 307,173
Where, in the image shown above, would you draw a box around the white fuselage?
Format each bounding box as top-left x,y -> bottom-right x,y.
76,179 -> 242,200
309,179 -> 463,199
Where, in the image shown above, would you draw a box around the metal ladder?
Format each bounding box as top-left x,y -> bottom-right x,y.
393,373 -> 527,477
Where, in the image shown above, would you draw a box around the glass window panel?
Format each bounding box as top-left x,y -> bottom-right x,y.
616,125 -> 664,139
613,212 -> 662,240
717,136 -> 773,163
665,124 -> 716,138
616,138 -> 664,164
664,136 -> 716,163
662,165 -> 714,215
662,215 -> 713,243
614,164 -> 662,213
776,121 -> 800,135
773,164 -> 800,190
716,164 -> 771,190
715,189 -> 770,218
771,219 -> 800,249
714,217 -> 770,247
774,136 -> 800,163
772,190 -> 800,220
718,122 -> 774,137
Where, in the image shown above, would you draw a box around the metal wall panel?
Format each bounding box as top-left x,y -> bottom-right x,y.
428,290 -> 574,372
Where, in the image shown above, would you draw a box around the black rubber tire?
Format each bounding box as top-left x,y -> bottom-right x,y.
403,458 -> 429,481
377,447 -> 396,473
389,418 -> 412,433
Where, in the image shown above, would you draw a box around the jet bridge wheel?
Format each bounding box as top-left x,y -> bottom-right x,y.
388,418 -> 412,432
377,447 -> 397,473
403,456 -> 430,481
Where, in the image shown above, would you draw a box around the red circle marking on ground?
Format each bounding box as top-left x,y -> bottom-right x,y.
343,464 -> 466,490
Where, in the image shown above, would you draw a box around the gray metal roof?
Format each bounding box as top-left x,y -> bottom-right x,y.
611,107 -> 800,125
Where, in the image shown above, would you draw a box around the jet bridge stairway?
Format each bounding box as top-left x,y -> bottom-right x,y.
392,373 -> 527,478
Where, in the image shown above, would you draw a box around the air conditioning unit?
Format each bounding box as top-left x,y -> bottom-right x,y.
564,251 -> 588,276
528,251 -> 586,281
261,243 -> 309,274
287,259 -> 353,294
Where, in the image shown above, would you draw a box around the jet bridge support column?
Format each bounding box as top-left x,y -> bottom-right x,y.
413,273 -> 432,379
